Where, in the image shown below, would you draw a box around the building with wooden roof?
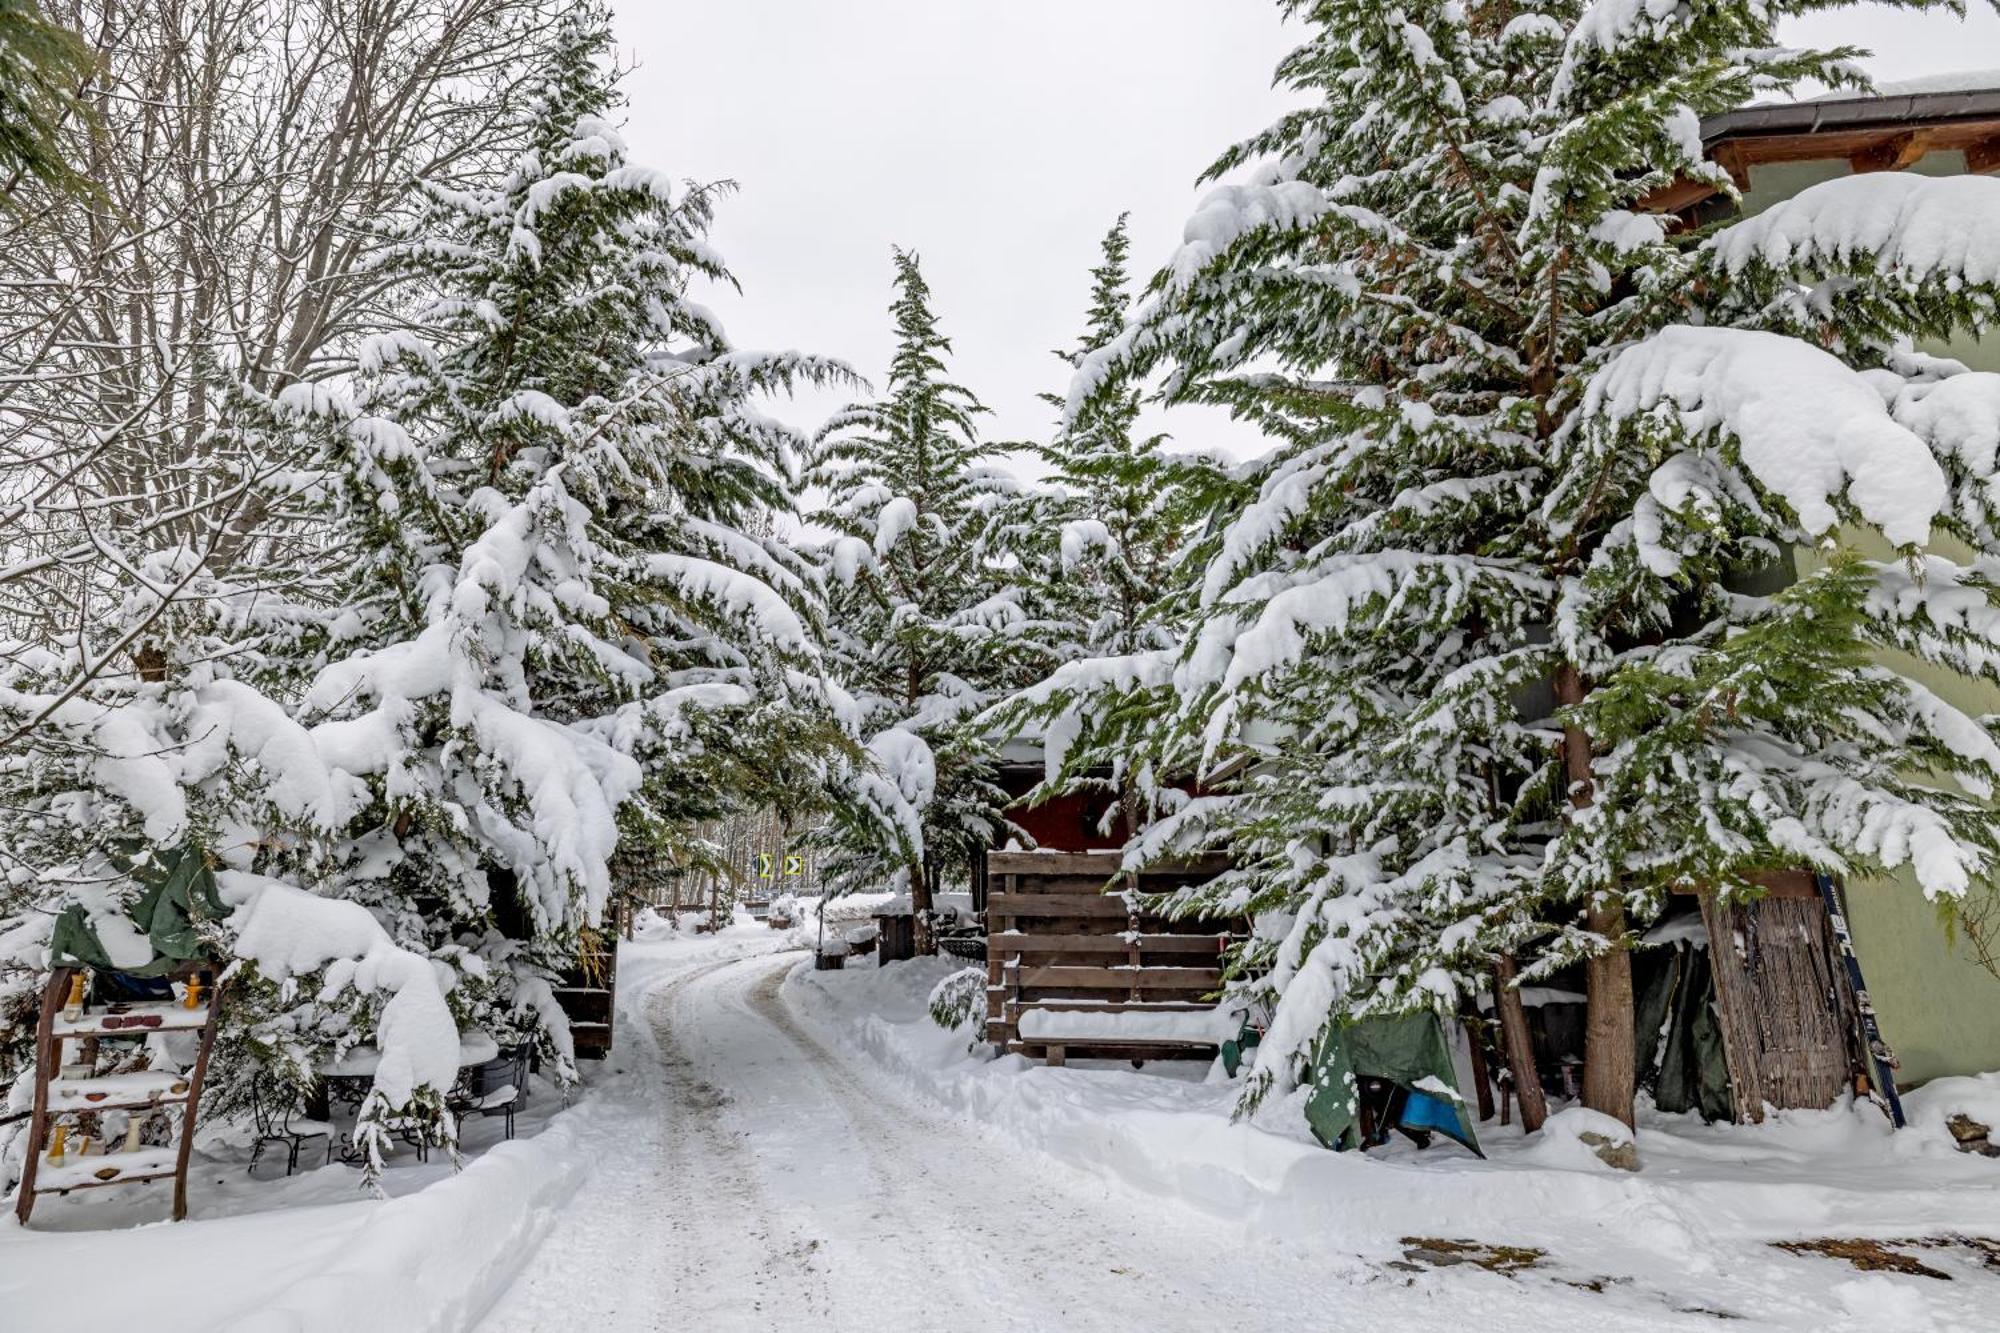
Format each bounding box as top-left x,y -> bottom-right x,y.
1648,78 -> 2000,1107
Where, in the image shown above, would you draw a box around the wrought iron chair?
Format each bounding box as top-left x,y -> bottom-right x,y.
452,1040 -> 533,1141
248,1075 -> 334,1176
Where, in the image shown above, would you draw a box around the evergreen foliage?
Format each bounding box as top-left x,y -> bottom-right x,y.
0,0 -> 91,198
989,217 -> 1236,834
1059,0 -> 2000,1128
296,7 -> 845,1080
0,8 -> 846,1161
809,251 -> 1018,931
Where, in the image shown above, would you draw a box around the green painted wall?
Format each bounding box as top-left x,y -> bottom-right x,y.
1753,148 -> 2000,1086
1797,529 -> 2000,1087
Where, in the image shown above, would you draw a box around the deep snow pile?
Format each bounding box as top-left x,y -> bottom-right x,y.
790,954 -> 2000,1330
0,914 -> 789,1333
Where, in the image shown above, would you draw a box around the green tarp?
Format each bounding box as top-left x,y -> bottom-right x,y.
1303,1012 -> 1482,1156
49,842 -> 231,976
1633,939 -> 1734,1122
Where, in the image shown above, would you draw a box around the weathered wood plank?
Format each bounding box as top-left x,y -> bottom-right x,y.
1017,965 -> 1221,990
1008,1041 -> 1217,1063
1005,999 -> 1216,1016
987,893 -> 1141,918
984,851 -> 1233,876
999,876 -> 1125,896
990,933 -> 1230,955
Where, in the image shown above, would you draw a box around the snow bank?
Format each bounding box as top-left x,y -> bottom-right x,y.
216,1119 -> 592,1333
790,955 -> 2000,1288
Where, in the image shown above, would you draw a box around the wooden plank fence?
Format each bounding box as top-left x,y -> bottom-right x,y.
984,851 -> 1237,1064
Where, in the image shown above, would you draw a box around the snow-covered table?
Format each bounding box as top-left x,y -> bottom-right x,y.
315,1031 -> 504,1166
317,1030 -> 500,1079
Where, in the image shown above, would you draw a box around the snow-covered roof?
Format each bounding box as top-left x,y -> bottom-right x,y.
1707,80 -> 2000,148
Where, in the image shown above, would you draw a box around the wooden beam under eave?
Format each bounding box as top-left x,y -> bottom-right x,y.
1712,141 -> 1751,191
1969,134 -> 2000,175
1640,178 -> 1721,216
1850,129 -> 1934,174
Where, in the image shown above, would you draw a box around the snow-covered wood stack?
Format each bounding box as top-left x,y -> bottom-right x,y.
985,851 -> 1236,1064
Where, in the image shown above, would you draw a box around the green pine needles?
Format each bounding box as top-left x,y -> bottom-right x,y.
810,250 -> 1018,938
1052,0 -> 2000,1130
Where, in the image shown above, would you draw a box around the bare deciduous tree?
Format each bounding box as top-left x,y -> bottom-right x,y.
0,0 -> 568,710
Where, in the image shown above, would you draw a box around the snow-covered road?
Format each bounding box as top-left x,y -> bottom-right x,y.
473,943 -> 1679,1333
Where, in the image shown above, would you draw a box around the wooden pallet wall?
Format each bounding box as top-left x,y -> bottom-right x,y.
984,851 -> 1235,1062
1697,874 -> 1860,1120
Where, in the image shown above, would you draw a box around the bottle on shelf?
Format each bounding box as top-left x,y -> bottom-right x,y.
122,1115 -> 144,1153
45,1125 -> 67,1166
182,977 -> 203,1011
60,973 -> 85,1023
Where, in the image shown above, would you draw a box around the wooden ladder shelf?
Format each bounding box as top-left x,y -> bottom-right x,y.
13,962 -> 226,1226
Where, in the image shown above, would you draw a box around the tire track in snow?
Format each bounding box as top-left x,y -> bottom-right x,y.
475,948 -> 829,1332
480,944 -> 1701,1333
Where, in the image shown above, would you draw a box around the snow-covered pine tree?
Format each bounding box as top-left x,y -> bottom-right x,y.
810,249 -> 1019,949
987,216 -> 1234,836
1066,0 -> 2000,1133
292,8 -> 842,1097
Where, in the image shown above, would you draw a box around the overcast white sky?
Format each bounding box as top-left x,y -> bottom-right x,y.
615,2 -> 2000,471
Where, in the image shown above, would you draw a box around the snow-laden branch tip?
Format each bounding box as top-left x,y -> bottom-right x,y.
224,872 -> 461,1114
1064,180 -> 1327,422
1893,370 -> 2000,480
1582,326 -> 1948,546
1708,171 -> 2000,286
648,553 -> 811,650
873,496 -> 919,557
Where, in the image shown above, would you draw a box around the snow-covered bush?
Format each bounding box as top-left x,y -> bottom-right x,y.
926,967 -> 987,1045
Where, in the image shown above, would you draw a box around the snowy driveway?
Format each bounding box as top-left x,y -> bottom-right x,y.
473,945 -> 1702,1333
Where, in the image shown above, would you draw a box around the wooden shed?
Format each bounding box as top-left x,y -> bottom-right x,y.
984,851 -> 1239,1064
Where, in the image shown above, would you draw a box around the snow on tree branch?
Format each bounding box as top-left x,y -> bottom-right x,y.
1708,171 -> 2000,286
1581,326 -> 1948,546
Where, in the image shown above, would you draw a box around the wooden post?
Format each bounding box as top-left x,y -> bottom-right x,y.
13,968 -> 69,1225
172,969 -> 227,1221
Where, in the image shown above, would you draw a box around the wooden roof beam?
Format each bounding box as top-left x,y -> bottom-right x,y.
1970,134 -> 2000,175
1850,129 -> 1935,174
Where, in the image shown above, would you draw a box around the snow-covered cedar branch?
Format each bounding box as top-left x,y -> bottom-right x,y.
1046,0 -> 2000,1130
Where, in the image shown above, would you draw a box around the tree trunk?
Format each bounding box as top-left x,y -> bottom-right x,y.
908,856 -> 936,955
1553,662 -> 1637,1129
1458,998 -> 1497,1123
1581,900 -> 1636,1129
1492,953 -> 1547,1132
